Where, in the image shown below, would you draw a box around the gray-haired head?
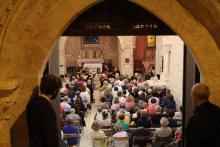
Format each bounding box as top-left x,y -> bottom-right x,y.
160,117 -> 169,127
75,91 -> 80,95
70,108 -> 75,113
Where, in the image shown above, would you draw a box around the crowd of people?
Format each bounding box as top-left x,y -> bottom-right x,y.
26,65 -> 220,147
91,66 -> 182,147
58,65 -> 183,147
59,67 -> 95,146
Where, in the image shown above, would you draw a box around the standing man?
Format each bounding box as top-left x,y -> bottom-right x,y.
27,74 -> 62,147
186,83 -> 220,147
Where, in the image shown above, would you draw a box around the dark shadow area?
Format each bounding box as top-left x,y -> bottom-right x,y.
11,86 -> 39,147
63,0 -> 175,36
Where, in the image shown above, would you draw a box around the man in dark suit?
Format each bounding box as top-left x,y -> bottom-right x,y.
27,74 -> 62,147
186,83 -> 220,147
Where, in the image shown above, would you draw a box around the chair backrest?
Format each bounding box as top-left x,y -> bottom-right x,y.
133,136 -> 148,147
113,136 -> 129,147
93,136 -> 107,147
72,121 -> 81,127
101,126 -> 111,129
155,135 -> 172,142
63,133 -> 78,139
114,136 -> 129,141
101,128 -> 112,137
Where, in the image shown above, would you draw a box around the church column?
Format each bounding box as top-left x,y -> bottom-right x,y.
58,37 -> 68,76
163,44 -> 172,83
117,36 -> 136,76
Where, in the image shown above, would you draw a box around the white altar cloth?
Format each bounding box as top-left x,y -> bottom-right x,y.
84,63 -> 102,74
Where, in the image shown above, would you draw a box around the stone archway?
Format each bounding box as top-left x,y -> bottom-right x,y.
0,0 -> 220,146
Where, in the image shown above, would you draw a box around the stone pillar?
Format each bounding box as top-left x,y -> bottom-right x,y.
48,41 -> 62,142
58,37 -> 67,76
183,46 -> 199,126
163,44 -> 172,83
117,36 -> 136,76
49,42 -> 60,76
183,46 -> 201,147
155,37 -> 163,74
155,36 -> 184,108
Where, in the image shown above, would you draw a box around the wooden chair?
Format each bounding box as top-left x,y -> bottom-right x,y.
112,136 -> 129,147
101,128 -> 112,137
101,126 -> 111,129
72,120 -> 81,126
126,127 -> 137,134
93,136 -> 108,147
133,136 -> 148,147
152,135 -> 173,147
72,120 -> 83,132
63,133 -> 80,147
63,133 -> 78,139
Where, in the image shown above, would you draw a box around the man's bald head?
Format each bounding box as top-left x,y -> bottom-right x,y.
191,83 -> 210,100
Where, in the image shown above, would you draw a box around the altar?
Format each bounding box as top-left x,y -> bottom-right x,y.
77,58 -> 104,74
77,48 -> 104,74
84,63 -> 103,74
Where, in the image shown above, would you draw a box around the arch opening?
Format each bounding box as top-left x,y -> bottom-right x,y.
0,0 -> 218,147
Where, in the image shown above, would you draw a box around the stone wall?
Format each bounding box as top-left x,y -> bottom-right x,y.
156,36 -> 184,108
0,0 -> 220,146
117,36 -> 136,76
65,36 -> 82,67
65,36 -> 119,68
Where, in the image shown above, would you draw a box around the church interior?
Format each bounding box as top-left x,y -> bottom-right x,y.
1,0 -> 220,147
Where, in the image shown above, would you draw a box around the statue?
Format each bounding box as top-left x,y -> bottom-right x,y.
78,51 -> 81,58
80,50 -> 86,58
95,49 -> 103,58
87,49 -> 94,58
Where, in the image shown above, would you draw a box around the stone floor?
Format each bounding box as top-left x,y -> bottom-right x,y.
79,90 -> 100,147
79,77 -> 101,147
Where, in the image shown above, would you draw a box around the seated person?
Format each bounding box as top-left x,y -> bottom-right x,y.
115,113 -> 129,130
117,109 -> 130,125
116,103 -> 131,118
100,97 -> 109,110
118,91 -> 126,104
90,121 -> 106,147
99,109 -> 112,127
135,110 -> 151,128
94,106 -> 103,120
152,117 -> 172,146
111,96 -> 120,112
112,86 -> 119,98
172,106 -> 182,126
130,106 -> 140,123
104,88 -> 113,104
62,118 -> 79,146
129,123 -> 150,147
148,95 -> 160,105
61,95 -> 71,114
112,125 -> 129,147
147,98 -> 157,115
66,108 -> 81,122
168,127 -> 182,147
125,95 -> 135,111
151,106 -> 163,127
